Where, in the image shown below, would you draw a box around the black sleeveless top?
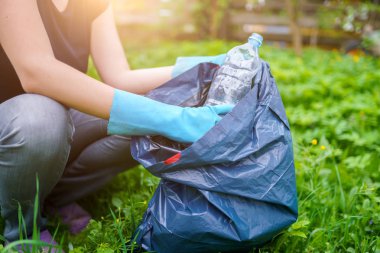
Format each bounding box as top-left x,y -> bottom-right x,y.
0,0 -> 110,103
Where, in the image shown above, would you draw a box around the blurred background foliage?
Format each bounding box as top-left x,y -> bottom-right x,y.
112,0 -> 380,55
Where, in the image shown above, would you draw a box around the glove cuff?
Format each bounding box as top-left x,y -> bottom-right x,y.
172,54 -> 226,78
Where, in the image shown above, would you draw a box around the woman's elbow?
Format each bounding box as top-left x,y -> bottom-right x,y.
20,76 -> 37,93
17,57 -> 57,93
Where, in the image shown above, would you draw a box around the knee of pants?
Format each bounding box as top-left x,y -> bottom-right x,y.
0,94 -> 74,186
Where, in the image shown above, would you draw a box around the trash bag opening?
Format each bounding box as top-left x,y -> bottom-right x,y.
137,61 -> 283,167
144,62 -> 263,154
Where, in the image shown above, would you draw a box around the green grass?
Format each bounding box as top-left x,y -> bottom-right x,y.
0,176 -> 63,253
1,40 -> 379,252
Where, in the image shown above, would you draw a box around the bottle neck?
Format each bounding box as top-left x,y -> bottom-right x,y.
249,42 -> 261,49
248,33 -> 263,50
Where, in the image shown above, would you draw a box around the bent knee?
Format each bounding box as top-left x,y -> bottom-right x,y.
0,94 -> 74,155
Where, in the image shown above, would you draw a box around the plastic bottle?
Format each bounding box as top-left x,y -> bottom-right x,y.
204,33 -> 263,106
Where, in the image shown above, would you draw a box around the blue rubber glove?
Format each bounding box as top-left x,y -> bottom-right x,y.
172,54 -> 226,78
108,89 -> 233,143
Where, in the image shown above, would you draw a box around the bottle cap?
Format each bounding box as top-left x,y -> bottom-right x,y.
248,33 -> 263,48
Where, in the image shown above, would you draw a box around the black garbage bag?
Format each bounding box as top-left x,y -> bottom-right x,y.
131,62 -> 298,253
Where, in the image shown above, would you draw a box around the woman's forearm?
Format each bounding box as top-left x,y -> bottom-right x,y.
89,5 -> 174,95
25,58 -> 114,119
107,66 -> 174,94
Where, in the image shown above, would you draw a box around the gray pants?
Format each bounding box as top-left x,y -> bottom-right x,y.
0,94 -> 138,242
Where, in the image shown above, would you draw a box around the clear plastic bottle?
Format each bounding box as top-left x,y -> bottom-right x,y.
204,33 -> 263,106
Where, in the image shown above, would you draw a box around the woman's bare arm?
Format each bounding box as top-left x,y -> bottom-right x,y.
90,4 -> 173,94
0,0 -> 114,119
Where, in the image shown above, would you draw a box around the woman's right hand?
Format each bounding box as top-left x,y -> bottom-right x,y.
108,89 -> 234,143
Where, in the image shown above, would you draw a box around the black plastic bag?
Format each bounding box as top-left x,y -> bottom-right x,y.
131,62 -> 298,253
